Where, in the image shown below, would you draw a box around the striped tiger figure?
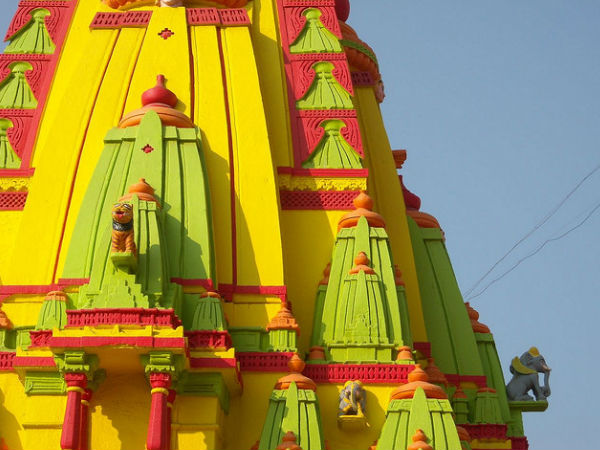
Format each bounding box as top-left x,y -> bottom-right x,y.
111,202 -> 136,254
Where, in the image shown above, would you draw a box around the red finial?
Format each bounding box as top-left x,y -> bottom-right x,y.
335,0 -> 350,22
141,75 -> 178,108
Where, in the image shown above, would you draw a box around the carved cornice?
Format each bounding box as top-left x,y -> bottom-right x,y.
278,174 -> 366,191
0,177 -> 30,192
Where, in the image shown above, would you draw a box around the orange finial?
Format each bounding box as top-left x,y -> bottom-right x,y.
465,302 -> 490,333
250,441 -> 260,450
392,149 -> 407,169
338,191 -> 385,231
319,263 -> 331,285
276,431 -> 302,450
0,307 -> 12,330
453,386 -> 468,399
424,358 -> 448,386
275,354 -> 316,391
266,302 -> 300,334
396,346 -> 413,361
368,441 -> 378,450
390,365 -> 447,400
349,252 -> 376,274
119,178 -> 160,205
201,291 -> 222,299
408,429 -> 433,450
308,346 -> 326,361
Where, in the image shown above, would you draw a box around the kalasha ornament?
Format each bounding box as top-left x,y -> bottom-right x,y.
335,0 -> 350,22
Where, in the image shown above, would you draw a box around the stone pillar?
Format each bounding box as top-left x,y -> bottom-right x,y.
61,373 -> 87,450
147,373 -> 171,450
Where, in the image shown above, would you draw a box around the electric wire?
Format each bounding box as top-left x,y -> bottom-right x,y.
462,162 -> 600,298
467,199 -> 600,300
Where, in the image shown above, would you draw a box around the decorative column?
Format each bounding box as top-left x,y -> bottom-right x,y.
61,373 -> 87,450
166,389 -> 176,450
78,389 -> 92,450
147,372 -> 172,450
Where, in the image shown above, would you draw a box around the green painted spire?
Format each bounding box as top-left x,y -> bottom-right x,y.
376,387 -> 461,450
0,62 -> 37,109
0,119 -> 21,169
258,381 -> 325,450
190,293 -> 227,331
290,8 -> 343,54
311,205 -> 412,362
406,216 -> 484,376
474,388 -> 504,424
5,9 -> 55,55
36,291 -> 69,330
62,109 -> 215,314
296,62 -> 353,110
302,119 -> 362,169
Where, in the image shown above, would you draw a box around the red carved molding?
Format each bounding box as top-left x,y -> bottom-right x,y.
218,284 -> 287,302
186,8 -> 250,27
185,330 -> 232,350
0,55 -> 52,100
90,11 -> 153,29
280,190 -> 358,210
5,1 -> 71,43
283,5 -> 341,45
351,71 -> 375,87
12,355 -> 56,368
29,334 -> 186,349
30,329 -> 52,347
290,58 -> 353,99
461,424 -> 508,441
0,0 -> 76,177
0,352 -> 15,371
0,109 -> 34,161
237,352 -> 294,372
0,279 -> 89,298
304,363 -> 413,383
445,374 -> 487,388
219,9 -> 251,27
294,115 -> 363,162
170,278 -> 215,290
510,437 -> 529,450
277,167 -> 368,177
66,308 -> 182,328
0,191 -> 27,210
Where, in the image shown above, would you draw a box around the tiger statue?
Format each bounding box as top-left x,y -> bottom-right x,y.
111,202 -> 136,254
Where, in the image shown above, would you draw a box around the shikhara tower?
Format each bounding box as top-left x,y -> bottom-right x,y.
0,1 -> 546,449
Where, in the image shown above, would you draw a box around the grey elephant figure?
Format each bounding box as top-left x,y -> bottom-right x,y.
338,381 -> 366,416
506,347 -> 551,401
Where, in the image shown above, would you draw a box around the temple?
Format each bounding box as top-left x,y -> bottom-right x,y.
0,1 -> 548,449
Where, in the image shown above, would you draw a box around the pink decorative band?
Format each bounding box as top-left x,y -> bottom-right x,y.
185,330 -> 232,350
351,71 -> 375,86
280,190 -> 359,210
29,332 -> 185,349
186,8 -> 250,27
304,363 -> 413,384
445,374 -> 487,388
510,436 -> 529,450
237,352 -> 295,372
218,284 -> 287,302
170,278 -> 215,290
461,424 -> 507,441
0,352 -> 15,371
0,191 -> 27,210
66,308 -> 182,328
90,11 -> 152,29
277,167 -> 368,177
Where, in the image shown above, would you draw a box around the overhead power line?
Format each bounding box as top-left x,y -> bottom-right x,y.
463,162 -> 600,298
466,199 -> 600,301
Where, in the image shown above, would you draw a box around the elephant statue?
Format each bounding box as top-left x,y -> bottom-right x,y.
338,381 -> 366,416
506,347 -> 551,401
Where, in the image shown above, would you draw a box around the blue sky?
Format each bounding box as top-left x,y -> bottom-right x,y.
1,1 -> 598,449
